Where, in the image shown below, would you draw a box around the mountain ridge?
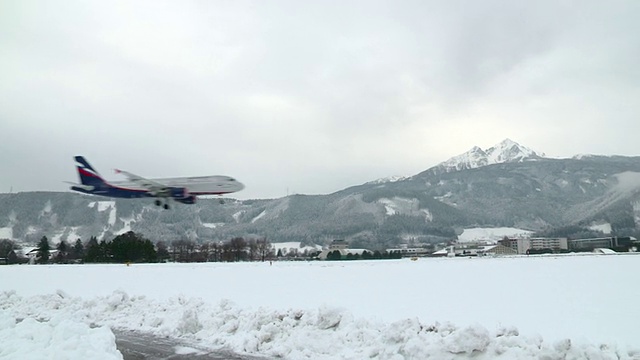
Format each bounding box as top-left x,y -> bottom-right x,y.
2,142 -> 640,247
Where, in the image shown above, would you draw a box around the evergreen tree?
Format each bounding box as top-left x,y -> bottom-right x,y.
98,239 -> 109,262
110,231 -> 157,263
55,240 -> 68,263
142,239 -> 157,262
7,250 -> 18,265
85,236 -> 100,263
327,250 -> 342,260
36,236 -> 50,264
72,239 -> 84,260
57,240 -> 68,253
0,239 -> 16,260
0,240 -> 19,265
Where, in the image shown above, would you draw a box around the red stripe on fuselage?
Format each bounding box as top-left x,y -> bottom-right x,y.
78,167 -> 100,179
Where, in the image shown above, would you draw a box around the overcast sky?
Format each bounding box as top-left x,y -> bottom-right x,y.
1,1 -> 639,199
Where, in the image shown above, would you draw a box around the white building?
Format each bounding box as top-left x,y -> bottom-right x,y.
317,240 -> 371,260
499,237 -> 568,254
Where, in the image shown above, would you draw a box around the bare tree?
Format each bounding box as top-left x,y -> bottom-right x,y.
186,240 -> 196,261
171,240 -> 185,262
229,237 -> 246,262
247,239 -> 258,261
222,242 -> 234,262
256,237 -> 272,262
200,242 -> 211,262
172,239 -> 196,262
156,241 -> 170,262
211,242 -> 223,262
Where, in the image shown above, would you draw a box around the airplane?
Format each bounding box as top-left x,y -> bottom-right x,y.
69,156 -> 244,209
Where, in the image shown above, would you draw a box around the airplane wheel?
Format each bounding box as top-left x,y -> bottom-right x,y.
163,204 -> 170,210
219,199 -> 225,205
155,200 -> 161,206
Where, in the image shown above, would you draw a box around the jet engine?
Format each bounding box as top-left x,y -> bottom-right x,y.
168,187 -> 190,199
174,195 -> 197,204
167,187 -> 196,204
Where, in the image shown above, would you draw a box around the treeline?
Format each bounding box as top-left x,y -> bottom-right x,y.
168,237 -> 272,262
4,233 -> 406,265
3,232 -> 274,264
325,250 -> 403,261
84,232 -> 156,263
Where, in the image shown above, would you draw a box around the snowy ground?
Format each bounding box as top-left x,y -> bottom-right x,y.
2,255 -> 640,359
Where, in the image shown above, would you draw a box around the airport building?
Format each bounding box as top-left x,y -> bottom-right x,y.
498,237 -> 568,254
569,236 -> 637,251
498,236 -> 638,254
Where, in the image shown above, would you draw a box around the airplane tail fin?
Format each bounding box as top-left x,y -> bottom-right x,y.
75,156 -> 106,187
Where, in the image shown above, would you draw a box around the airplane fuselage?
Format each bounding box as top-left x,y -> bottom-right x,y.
110,176 -> 243,196
72,176 -> 242,198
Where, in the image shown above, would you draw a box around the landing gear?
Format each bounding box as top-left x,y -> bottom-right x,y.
219,198 -> 225,205
154,199 -> 170,209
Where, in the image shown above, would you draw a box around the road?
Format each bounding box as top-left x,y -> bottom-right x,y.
115,330 -> 270,360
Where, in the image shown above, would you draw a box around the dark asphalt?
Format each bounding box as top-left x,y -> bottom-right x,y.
114,330 -> 270,360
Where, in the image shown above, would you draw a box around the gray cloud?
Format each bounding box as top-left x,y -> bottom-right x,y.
1,0 -> 638,199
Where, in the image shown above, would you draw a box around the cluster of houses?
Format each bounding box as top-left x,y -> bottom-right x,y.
317,235 -> 639,260
0,247 -> 51,265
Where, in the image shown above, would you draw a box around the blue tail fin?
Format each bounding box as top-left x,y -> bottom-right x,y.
75,156 -> 106,186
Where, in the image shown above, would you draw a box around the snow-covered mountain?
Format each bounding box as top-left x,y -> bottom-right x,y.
429,139 -> 543,174
366,175 -> 408,185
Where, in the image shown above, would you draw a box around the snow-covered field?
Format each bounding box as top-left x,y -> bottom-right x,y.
2,255 -> 640,359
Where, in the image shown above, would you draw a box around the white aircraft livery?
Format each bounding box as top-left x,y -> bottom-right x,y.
69,156 -> 244,209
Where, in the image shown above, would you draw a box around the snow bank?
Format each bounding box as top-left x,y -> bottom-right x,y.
0,307 -> 121,359
2,257 -> 640,359
1,291 -> 637,360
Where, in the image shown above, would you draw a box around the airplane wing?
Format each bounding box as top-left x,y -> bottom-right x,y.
115,169 -> 169,196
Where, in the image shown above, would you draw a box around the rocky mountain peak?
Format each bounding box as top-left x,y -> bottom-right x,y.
430,139 -> 543,174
